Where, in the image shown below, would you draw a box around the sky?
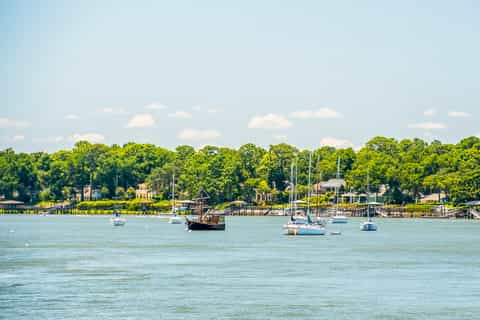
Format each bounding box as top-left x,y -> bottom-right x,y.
1,0 -> 479,152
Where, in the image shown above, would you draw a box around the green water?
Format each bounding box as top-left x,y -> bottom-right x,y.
1,215 -> 480,319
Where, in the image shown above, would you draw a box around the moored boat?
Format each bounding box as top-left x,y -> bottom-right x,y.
110,207 -> 126,226
168,174 -> 183,224
186,197 -> 225,231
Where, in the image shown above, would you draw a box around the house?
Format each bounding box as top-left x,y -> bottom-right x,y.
420,192 -> 447,203
135,183 -> 155,200
254,188 -> 275,203
75,186 -> 102,201
0,200 -> 25,209
313,178 -> 346,194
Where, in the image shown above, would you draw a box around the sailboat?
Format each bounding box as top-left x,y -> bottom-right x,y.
283,153 -> 327,236
168,174 -> 183,224
361,168 -> 378,231
330,157 -> 348,224
110,175 -> 126,226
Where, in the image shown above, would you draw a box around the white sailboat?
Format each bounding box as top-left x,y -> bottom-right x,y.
331,157 -> 348,224
361,168 -> 378,231
168,173 -> 183,224
110,175 -> 126,226
284,153 -> 327,236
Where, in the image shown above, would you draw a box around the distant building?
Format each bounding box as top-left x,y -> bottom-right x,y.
75,186 -> 102,201
313,178 -> 346,194
0,200 -> 25,209
420,192 -> 447,203
135,183 -> 155,200
254,189 -> 275,203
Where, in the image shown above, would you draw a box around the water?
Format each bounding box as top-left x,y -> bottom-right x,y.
1,215 -> 480,320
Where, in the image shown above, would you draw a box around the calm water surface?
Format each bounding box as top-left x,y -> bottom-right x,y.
1,215 -> 480,320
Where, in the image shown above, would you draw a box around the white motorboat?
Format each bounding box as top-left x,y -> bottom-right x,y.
331,215 -> 348,224
110,206 -> 126,226
360,220 -> 377,231
168,216 -> 183,224
111,216 -> 126,226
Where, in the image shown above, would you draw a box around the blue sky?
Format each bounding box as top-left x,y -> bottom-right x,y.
1,0 -> 479,152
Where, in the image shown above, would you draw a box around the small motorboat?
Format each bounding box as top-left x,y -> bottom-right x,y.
110,207 -> 126,226
111,217 -> 126,226
168,215 -> 183,224
360,220 -> 378,231
331,215 -> 348,224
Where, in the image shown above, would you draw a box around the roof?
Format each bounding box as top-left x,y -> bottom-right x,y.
231,200 -> 247,205
421,192 -> 446,202
0,200 -> 25,205
319,179 -> 346,189
463,200 -> 480,206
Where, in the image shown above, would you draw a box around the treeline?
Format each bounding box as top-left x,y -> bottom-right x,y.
1,136 -> 480,205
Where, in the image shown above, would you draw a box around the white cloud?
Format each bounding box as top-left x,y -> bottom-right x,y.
0,118 -> 29,128
99,107 -> 128,114
33,136 -> 65,143
178,129 -> 221,141
65,114 -> 79,120
168,111 -> 193,119
423,109 -> 436,117
12,135 -> 25,141
319,137 -> 354,149
248,114 -> 292,129
69,133 -> 105,143
408,122 -> 446,129
126,114 -> 155,128
145,103 -> 167,110
207,108 -> 224,114
290,107 -> 342,119
448,111 -> 470,118
273,134 -> 288,141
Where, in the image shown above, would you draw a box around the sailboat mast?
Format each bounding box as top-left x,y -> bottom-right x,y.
367,167 -> 370,219
293,161 -> 298,212
172,173 -> 175,214
307,152 -> 312,215
289,162 -> 294,214
335,157 -> 340,213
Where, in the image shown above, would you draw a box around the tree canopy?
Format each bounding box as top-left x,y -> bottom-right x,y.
1,136 -> 479,205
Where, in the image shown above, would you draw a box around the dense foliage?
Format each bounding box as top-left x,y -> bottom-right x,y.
1,136 -> 480,205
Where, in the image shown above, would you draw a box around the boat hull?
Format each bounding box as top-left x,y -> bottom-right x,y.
168,216 -> 183,224
283,223 -> 327,236
186,218 -> 225,231
331,216 -> 348,224
360,222 -> 378,231
110,217 -> 126,226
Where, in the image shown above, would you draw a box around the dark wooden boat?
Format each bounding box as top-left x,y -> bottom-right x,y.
185,197 -> 226,231
185,216 -> 225,230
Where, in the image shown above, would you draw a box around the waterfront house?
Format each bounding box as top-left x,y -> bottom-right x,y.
420,192 -> 447,203
75,186 -> 102,201
313,178 -> 346,194
0,200 -> 25,209
135,183 -> 155,200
